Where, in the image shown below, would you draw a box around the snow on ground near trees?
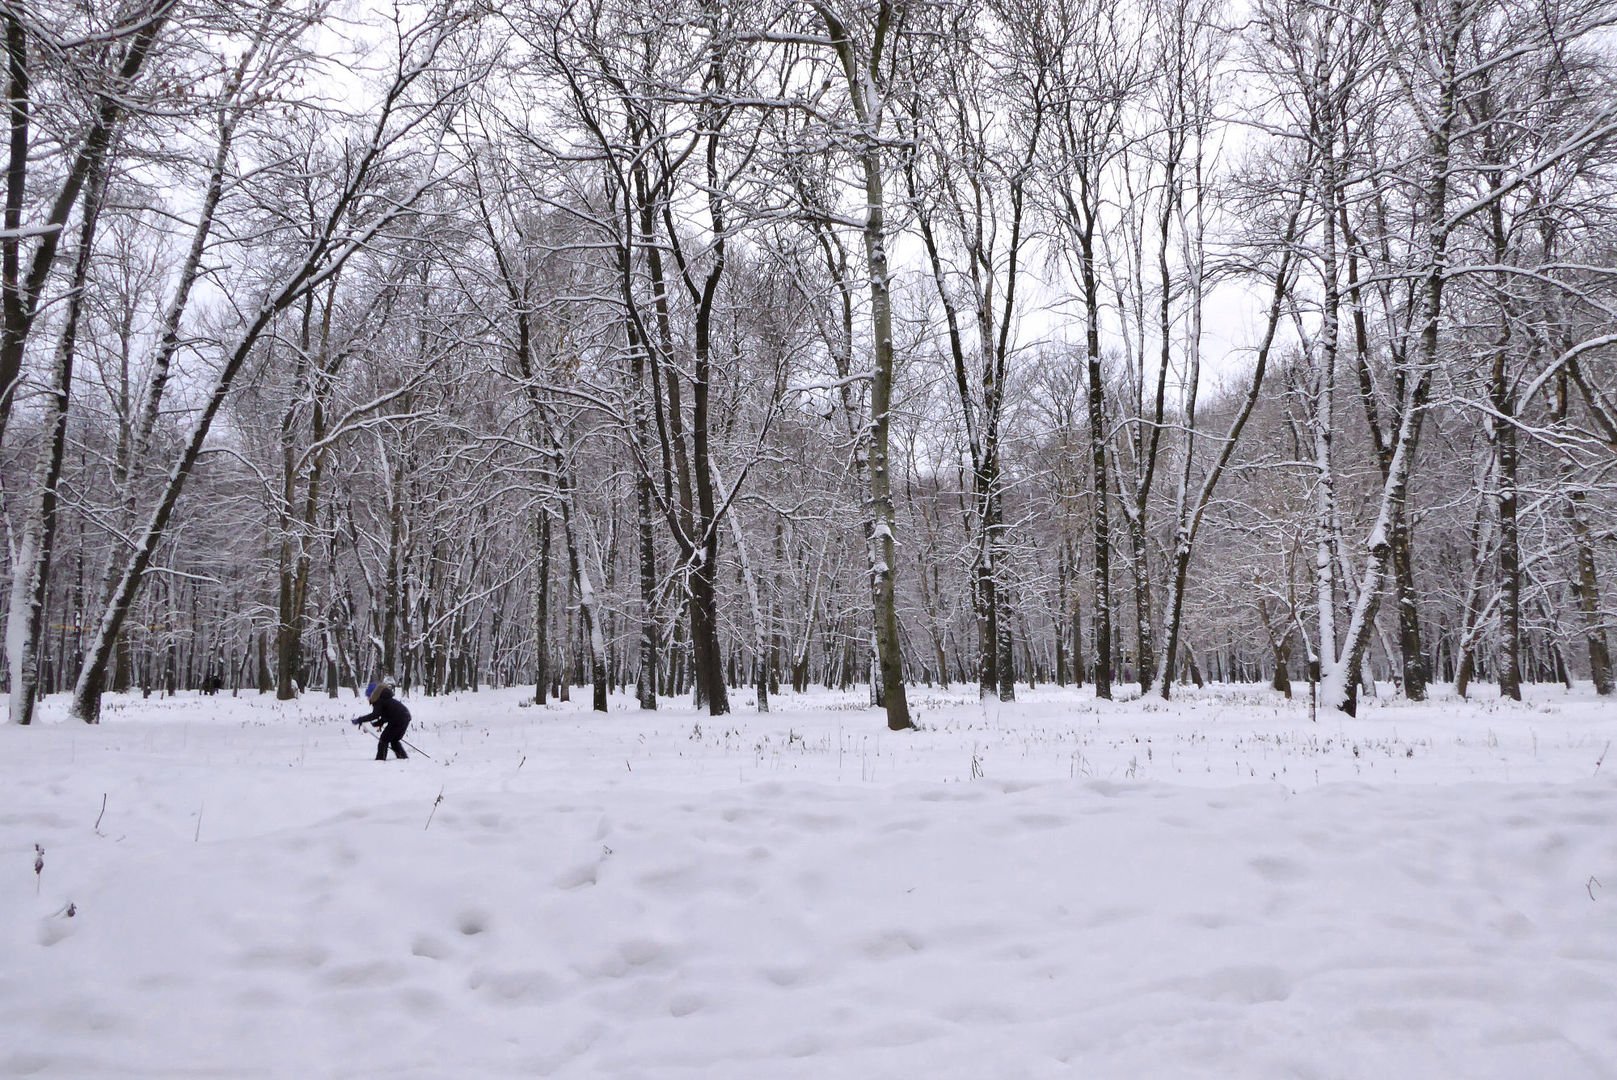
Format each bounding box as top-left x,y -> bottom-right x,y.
4,684 -> 1617,1079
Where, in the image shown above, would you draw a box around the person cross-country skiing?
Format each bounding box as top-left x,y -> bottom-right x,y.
354,676 -> 411,761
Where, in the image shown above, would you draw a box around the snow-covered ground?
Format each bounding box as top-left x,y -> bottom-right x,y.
3,683 -> 1616,1078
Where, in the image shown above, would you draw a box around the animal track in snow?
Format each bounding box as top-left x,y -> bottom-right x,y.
237,943 -> 329,970
667,991 -> 704,1016
1249,854 -> 1307,883
411,934 -> 451,960
321,960 -> 407,989
554,862 -> 599,890
859,927 -> 925,959
466,967 -> 560,1004
618,936 -> 673,969
1180,963 -> 1293,1004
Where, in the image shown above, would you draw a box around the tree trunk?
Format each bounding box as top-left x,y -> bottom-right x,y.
0,2 -> 171,451
1389,517 -> 1426,700
1493,360 -> 1522,701
6,161 -> 104,724
687,548 -> 728,715
715,464 -> 769,713
533,507 -> 551,704
977,559 -> 999,699
1126,516 -> 1155,694
635,472 -> 659,709
1070,565 -> 1087,689
256,631 -> 271,694
1085,280 -> 1112,701
1549,305 -> 1614,695
812,1 -> 911,730
860,163 -> 911,727
1565,489 -> 1613,694
553,436 -> 607,714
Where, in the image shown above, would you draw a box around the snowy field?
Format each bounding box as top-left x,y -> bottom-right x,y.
4,683 -> 1616,1079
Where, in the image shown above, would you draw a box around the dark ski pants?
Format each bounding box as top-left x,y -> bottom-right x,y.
376,719 -> 409,760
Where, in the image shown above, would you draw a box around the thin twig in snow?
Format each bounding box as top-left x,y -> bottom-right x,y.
425,787 -> 445,831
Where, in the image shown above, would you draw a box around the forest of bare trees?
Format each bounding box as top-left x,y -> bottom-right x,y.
2,0 -> 1615,726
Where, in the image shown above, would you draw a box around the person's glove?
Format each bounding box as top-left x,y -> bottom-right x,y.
372,720 -> 384,729
351,717 -> 364,726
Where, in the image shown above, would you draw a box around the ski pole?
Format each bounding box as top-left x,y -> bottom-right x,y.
375,727 -> 432,760
354,720 -> 432,760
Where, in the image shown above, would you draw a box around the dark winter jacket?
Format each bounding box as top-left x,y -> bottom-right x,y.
357,690 -> 411,730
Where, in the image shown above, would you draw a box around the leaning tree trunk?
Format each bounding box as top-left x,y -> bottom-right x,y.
70,277 -> 306,720
1156,203 -> 1298,696
1325,370 -> 1429,714
1346,198 -> 1429,705
66,78 -> 454,722
1347,0 -> 1459,714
